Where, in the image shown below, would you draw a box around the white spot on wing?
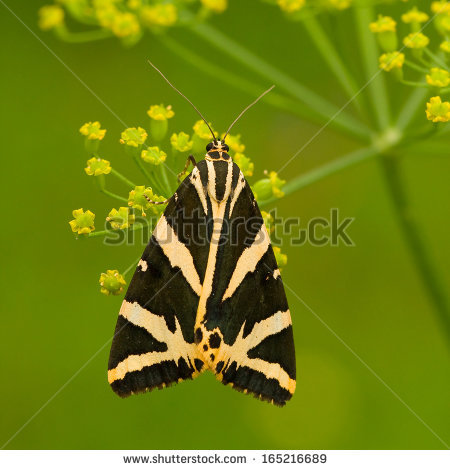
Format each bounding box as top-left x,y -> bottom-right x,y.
138,259 -> 148,272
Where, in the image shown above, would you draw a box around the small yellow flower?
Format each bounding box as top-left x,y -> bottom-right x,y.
141,146 -> 167,165
426,68 -> 450,87
401,7 -> 429,24
402,32 -> 430,49
127,0 -> 142,10
252,171 -> 286,200
147,104 -> 174,121
120,127 -> 147,147
441,15 -> 450,31
111,12 -> 140,38
277,0 -> 305,13
261,211 -> 274,234
84,157 -> 111,176
99,270 -> 126,296
38,5 -> 64,31
431,1 -> 450,14
201,0 -> 228,13
170,132 -> 193,152
193,120 -> 215,140
426,96 -> 450,122
96,5 -> 118,29
106,207 -> 135,230
327,0 -> 352,9
128,186 -> 166,216
440,40 -> 450,53
222,133 -> 245,153
141,4 -> 177,27
369,15 -> 396,33
69,208 -> 95,235
273,247 -> 288,269
379,52 -> 405,71
233,153 -> 254,177
79,121 -> 106,140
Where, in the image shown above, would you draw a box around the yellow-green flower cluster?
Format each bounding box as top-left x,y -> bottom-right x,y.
253,171 -> 286,201
201,0 -> 228,14
371,3 -> 450,121
141,146 -> 167,166
79,121 -> 106,140
426,96 -> 450,122
106,207 -> 135,230
85,157 -> 111,176
69,208 -> 95,235
120,127 -> 147,147
128,185 -> 166,216
171,132 -> 193,153
39,0 -> 231,43
273,247 -> 288,269
99,270 -> 126,296
38,5 -> 64,31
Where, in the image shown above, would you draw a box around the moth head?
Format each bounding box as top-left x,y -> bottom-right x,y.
206,140 -> 229,152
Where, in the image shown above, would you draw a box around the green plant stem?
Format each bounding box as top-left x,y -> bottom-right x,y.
378,154 -> 450,343
400,80 -> 429,88
259,146 -> 379,207
123,256 -> 141,277
354,4 -> 391,130
110,168 -> 136,188
157,34 -> 328,128
158,163 -> 172,197
302,16 -> 365,115
188,22 -> 372,141
440,87 -> 450,95
423,48 -> 449,71
405,60 -> 428,74
396,87 -> 429,131
57,27 -> 113,43
99,188 -> 128,203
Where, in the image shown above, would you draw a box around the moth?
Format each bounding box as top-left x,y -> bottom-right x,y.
108,63 -> 296,406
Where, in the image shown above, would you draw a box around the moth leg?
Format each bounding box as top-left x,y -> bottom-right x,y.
177,155 -> 197,182
143,194 -> 169,205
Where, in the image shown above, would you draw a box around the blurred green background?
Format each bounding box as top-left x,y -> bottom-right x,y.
1,0 -> 449,450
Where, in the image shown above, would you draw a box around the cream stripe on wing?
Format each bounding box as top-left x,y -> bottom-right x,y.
190,167 -> 208,215
153,216 -> 202,296
229,172 -> 246,218
215,310 -> 295,393
206,160 -> 217,201
222,223 -> 271,302
108,301 -> 198,383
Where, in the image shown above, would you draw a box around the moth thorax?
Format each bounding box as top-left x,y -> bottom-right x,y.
206,160 -> 233,202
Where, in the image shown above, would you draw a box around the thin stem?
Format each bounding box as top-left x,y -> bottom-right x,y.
378,154 -> 450,344
100,188 -> 128,203
423,48 -> 449,71
400,80 -> 429,88
396,87 -> 429,131
132,153 -> 154,185
259,146 -> 379,207
123,256 -> 141,277
56,27 -> 113,43
188,22 -> 372,141
302,16 -> 365,115
158,163 -> 173,196
157,34 -> 328,128
354,4 -> 391,130
405,60 -> 429,74
110,168 -> 136,188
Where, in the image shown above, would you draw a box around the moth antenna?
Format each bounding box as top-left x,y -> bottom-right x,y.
147,60 -> 217,142
223,85 -> 275,141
